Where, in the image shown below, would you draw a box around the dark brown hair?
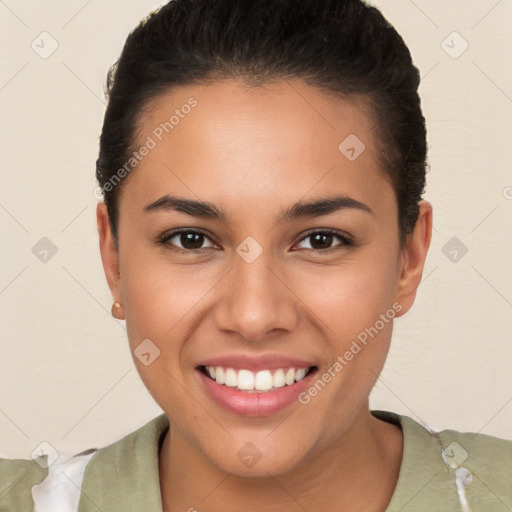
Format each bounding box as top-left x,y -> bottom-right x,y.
96,0 -> 427,247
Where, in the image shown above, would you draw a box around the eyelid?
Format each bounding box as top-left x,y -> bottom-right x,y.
293,228 -> 353,251
157,228 -> 219,251
157,228 -> 353,253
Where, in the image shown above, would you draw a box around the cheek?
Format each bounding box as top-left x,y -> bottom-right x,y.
120,233 -> 400,347
299,247 -> 400,339
119,245 -> 225,404
120,244 -> 205,340
118,248 -> 195,413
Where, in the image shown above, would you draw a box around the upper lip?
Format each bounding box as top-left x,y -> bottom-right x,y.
197,353 -> 316,372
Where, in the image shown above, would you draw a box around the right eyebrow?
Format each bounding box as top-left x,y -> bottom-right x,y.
143,195 -> 227,221
142,194 -> 373,222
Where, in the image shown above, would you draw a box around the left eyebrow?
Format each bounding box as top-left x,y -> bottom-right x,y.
142,194 -> 373,222
277,195 -> 374,223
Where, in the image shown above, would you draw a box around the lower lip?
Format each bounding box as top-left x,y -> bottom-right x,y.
197,368 -> 317,417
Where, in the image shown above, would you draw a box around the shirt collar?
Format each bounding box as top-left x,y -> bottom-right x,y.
78,411 -> 461,512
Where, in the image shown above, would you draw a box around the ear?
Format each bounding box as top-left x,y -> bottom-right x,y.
395,201 -> 433,316
96,202 -> 122,304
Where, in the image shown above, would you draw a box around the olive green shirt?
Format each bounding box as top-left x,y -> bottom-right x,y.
1,411 -> 510,511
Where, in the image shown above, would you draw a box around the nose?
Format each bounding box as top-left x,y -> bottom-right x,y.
213,249 -> 299,342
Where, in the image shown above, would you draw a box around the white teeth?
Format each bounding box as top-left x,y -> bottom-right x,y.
254,370 -> 273,391
224,368 -> 237,387
295,368 -> 306,382
215,367 -> 225,385
204,365 -> 311,392
285,368 -> 296,385
272,369 -> 286,388
237,369 -> 254,390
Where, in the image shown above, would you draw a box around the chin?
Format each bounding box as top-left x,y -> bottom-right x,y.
203,440 -> 309,479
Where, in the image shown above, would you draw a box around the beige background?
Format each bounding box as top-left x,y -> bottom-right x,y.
0,0 -> 511,459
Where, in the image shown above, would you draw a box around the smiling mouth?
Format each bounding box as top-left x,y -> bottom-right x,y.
198,365 -> 318,393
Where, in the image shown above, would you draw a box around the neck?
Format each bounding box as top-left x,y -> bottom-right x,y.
159,404 -> 403,512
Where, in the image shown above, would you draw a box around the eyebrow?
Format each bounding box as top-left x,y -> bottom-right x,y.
143,194 -> 373,223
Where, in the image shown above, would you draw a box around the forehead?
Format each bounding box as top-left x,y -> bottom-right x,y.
123,78 -> 393,216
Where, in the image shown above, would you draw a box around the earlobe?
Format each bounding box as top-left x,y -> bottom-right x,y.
395,201 -> 433,316
96,202 -> 123,308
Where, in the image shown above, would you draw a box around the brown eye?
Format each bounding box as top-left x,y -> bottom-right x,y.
158,230 -> 216,252
178,232 -> 207,250
294,230 -> 352,252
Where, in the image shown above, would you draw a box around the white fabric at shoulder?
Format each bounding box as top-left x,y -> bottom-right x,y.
31,449 -> 97,512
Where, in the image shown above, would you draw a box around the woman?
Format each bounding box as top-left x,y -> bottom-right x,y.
1,0 -> 510,511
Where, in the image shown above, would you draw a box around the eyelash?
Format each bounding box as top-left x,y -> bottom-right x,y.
156,228 -> 353,255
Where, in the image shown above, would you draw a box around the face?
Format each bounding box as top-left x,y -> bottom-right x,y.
98,78 -> 431,477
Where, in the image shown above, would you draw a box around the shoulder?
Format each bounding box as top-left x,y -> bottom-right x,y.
407,416 -> 512,481
436,423 -> 512,461
373,410 -> 512,512
83,413 -> 169,471
77,413 -> 169,511
0,454 -> 48,511
31,450 -> 98,512
435,423 -> 512,503
1,414 -> 169,512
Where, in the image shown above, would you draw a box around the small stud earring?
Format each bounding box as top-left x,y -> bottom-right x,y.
111,302 -> 124,319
